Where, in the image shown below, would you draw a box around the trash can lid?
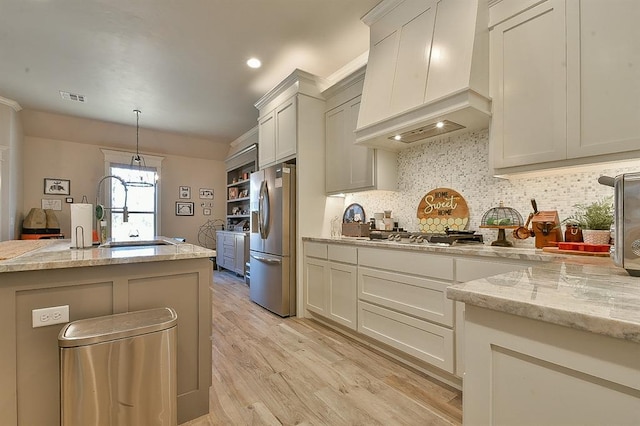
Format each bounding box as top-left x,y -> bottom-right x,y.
58,307 -> 177,348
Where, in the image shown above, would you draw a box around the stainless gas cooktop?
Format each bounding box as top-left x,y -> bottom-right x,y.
369,230 -> 484,245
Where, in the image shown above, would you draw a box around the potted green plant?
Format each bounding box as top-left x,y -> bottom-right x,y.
563,196 -> 614,244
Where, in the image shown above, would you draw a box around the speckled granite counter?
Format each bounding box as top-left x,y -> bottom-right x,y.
303,236 -> 611,263
0,237 -> 216,273
447,261 -> 640,343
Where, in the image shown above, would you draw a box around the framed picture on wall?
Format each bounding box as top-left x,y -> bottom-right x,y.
175,202 -> 194,216
44,178 -> 70,195
179,186 -> 191,199
199,188 -> 214,199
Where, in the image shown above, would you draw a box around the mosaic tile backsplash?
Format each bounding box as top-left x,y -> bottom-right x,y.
344,129 -> 640,247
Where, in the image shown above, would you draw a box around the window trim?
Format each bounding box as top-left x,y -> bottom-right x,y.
101,149 -> 164,235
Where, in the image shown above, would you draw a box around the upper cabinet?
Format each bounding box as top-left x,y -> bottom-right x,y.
490,0 -> 640,174
324,67 -> 397,195
255,70 -> 325,170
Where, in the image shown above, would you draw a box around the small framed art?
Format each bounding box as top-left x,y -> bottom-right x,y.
203,208 -> 211,216
44,178 -> 70,195
228,187 -> 238,200
176,202 -> 194,216
199,188 -> 214,199
179,186 -> 191,199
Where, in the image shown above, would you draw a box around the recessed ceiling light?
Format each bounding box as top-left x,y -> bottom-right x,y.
393,135 -> 402,140
247,58 -> 261,69
436,121 -> 444,128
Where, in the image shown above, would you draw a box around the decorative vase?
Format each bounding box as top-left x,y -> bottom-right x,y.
582,229 -> 611,245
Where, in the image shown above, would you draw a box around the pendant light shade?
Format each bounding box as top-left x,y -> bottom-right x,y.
125,109 -> 154,187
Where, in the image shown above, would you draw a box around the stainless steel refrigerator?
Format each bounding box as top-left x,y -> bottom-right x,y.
249,163 -> 296,317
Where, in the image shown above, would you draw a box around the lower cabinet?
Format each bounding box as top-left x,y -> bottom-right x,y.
216,230 -> 248,276
302,241 -> 549,387
303,242 -> 357,330
358,247 -> 456,374
464,305 -> 640,425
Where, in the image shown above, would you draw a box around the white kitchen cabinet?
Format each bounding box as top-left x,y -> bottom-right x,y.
303,242 -> 358,330
216,230 -> 248,276
257,113 -> 276,169
304,242 -> 328,316
258,96 -> 298,169
464,305 -> 640,426
566,1 -> 640,158
324,68 -> 397,194
490,0 -> 567,169
490,0 -> 640,173
357,247 -> 456,374
255,70 -> 324,170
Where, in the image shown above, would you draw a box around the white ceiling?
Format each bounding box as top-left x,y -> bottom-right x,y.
0,0 -> 379,144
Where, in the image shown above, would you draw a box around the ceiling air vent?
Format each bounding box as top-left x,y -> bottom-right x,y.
60,91 -> 86,103
389,120 -> 465,143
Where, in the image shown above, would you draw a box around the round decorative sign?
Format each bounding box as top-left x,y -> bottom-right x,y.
417,188 -> 469,233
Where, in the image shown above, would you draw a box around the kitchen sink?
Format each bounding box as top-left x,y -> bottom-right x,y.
99,239 -> 177,248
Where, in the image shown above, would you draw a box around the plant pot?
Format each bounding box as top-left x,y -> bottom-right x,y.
582,229 -> 611,245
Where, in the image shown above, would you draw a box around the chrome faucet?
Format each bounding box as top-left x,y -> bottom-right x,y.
96,175 -> 129,222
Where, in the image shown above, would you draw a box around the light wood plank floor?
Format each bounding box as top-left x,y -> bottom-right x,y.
181,270 -> 462,426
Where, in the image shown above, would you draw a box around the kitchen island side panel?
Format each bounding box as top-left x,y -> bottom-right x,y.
0,258 -> 212,426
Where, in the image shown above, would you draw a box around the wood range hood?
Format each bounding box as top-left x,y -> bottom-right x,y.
355,0 -> 492,151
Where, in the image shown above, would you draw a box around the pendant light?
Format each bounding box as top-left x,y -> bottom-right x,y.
125,109 -> 154,187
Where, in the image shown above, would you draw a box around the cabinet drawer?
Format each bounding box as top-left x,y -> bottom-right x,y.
358,301 -> 454,373
223,234 -> 236,246
358,266 -> 453,327
358,247 -> 453,280
305,242 -> 328,259
328,244 -> 357,264
456,258 -> 529,283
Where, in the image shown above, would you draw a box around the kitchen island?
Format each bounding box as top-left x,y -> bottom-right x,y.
447,259 -> 640,425
0,238 -> 215,426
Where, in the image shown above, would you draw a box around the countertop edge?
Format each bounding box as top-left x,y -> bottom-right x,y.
446,286 -> 640,344
0,238 -> 215,273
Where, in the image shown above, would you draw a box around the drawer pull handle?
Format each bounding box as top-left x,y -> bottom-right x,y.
251,254 -> 281,265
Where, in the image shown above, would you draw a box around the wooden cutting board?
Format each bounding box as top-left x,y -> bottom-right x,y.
0,240 -> 55,260
542,247 -> 610,257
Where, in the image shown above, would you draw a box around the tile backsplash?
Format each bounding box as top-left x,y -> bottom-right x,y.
344,129 -> 640,247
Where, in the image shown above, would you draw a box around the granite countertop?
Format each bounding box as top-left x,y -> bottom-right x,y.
304,236 -> 639,343
0,237 -> 216,273
447,261 -> 640,343
302,236 -> 603,263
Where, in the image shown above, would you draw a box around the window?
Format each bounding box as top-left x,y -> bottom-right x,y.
109,164 -> 157,239
101,149 -> 164,240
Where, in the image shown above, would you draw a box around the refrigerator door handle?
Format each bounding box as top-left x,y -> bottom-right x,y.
258,180 -> 269,239
250,254 -> 282,265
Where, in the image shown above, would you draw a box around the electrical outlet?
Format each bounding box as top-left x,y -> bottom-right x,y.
32,305 -> 69,328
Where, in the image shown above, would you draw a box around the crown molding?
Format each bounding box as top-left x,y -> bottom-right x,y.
0,96 -> 22,112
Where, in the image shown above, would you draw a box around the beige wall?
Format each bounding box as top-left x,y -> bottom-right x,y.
21,111 -> 229,246
0,101 -> 24,240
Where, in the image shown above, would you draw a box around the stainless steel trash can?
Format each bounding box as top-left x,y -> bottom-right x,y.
58,307 -> 178,426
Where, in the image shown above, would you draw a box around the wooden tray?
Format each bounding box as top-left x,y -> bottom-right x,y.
542,247 -> 610,257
